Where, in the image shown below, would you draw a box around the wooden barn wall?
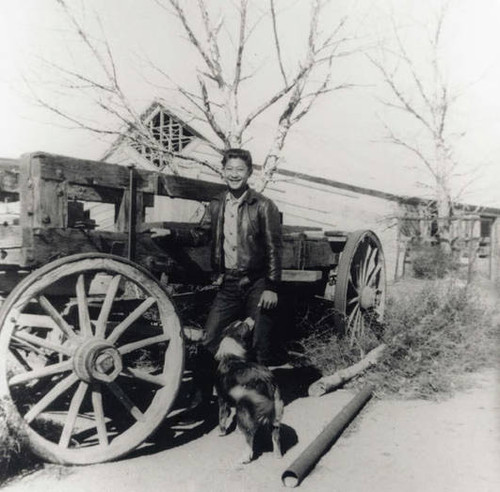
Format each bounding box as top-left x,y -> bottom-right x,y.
264,176 -> 400,280
102,140 -> 402,280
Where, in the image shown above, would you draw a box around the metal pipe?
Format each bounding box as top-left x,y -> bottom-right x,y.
281,384 -> 374,488
127,165 -> 137,261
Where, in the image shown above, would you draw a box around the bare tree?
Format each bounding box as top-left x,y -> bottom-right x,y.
28,0 -> 352,190
369,2 -> 465,247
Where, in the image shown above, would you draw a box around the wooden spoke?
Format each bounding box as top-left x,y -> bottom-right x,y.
348,304 -> 359,326
16,313 -> 58,330
354,310 -> 363,334
348,273 -> 359,294
374,293 -> 384,316
118,334 -> 169,355
10,348 -> 33,371
38,296 -> 77,340
347,296 -> 359,306
106,381 -> 145,422
365,245 -> 378,285
124,368 -> 166,386
107,297 -> 157,344
335,231 -> 386,343
9,360 -> 73,386
91,386 -> 109,446
11,336 -> 45,356
12,331 -> 73,357
352,263 -> 361,287
59,381 -> 88,449
76,274 -> 92,337
361,243 -> 374,285
0,253 -> 184,465
350,309 -> 362,347
366,260 -> 382,288
24,373 -> 79,423
95,275 -> 122,339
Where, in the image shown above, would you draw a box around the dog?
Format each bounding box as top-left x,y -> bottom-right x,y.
214,317 -> 284,464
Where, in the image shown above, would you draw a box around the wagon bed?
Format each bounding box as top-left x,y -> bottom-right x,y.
0,152 -> 385,465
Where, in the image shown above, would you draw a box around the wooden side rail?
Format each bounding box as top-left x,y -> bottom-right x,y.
1,152 -> 226,205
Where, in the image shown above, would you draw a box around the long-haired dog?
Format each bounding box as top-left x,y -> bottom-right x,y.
214,317 -> 284,464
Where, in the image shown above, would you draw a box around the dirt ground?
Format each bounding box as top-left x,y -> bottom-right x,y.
2,367 -> 499,492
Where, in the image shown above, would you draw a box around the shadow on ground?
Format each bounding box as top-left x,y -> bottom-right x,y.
272,366 -> 322,405
128,365 -> 319,459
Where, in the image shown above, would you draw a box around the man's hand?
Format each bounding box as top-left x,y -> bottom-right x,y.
258,290 -> 278,310
149,228 -> 171,239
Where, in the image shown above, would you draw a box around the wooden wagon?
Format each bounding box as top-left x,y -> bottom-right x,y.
0,152 -> 385,465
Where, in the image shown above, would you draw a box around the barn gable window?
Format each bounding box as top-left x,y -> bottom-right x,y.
130,108 -> 195,168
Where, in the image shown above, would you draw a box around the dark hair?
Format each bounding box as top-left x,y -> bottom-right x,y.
221,148 -> 253,170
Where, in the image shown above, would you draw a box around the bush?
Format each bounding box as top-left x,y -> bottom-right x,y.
411,243 -> 458,279
295,278 -> 500,399
0,396 -> 38,485
367,279 -> 499,398
291,298 -> 381,376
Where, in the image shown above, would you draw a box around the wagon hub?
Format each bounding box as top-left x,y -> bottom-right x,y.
73,339 -> 122,383
360,286 -> 377,310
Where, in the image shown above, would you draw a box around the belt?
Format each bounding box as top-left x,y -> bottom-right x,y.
224,269 -> 247,278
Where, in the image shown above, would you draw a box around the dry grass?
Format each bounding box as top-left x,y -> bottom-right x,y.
295,277 -> 500,400
1,277 -> 498,482
0,396 -> 40,485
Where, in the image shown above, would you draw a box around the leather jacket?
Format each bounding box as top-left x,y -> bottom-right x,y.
174,188 -> 282,290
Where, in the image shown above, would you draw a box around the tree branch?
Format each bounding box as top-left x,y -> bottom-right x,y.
198,76 -> 229,146
270,0 -> 288,86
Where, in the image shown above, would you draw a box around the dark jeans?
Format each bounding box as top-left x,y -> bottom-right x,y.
192,274 -> 283,409
203,274 -> 276,364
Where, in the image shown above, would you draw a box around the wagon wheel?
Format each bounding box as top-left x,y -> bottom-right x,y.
334,230 -> 386,347
0,253 -> 184,465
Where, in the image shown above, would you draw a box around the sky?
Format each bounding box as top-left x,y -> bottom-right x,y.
1,0 -> 500,207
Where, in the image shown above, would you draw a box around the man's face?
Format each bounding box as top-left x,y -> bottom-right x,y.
223,157 -> 251,192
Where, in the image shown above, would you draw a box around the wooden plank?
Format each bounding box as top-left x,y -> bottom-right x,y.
116,190 -> 145,233
0,248 -> 23,265
305,240 -> 337,267
282,270 -> 323,282
18,228 -> 213,283
25,153 -> 225,201
16,313 -> 59,330
0,226 -> 22,248
26,153 -> 157,193
67,183 -> 125,204
0,269 -> 29,294
139,221 -> 205,232
282,225 -> 322,233
159,174 -> 225,202
0,163 -> 20,198
282,237 -> 337,269
19,154 -> 68,229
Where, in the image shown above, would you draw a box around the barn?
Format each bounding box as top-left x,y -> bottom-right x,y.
96,101 -> 500,281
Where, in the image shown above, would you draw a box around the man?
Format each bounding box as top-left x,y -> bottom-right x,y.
201,148 -> 282,364
153,148 -> 283,412
156,148 -> 283,364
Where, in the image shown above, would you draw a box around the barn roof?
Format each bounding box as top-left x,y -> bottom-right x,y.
102,101 -> 500,217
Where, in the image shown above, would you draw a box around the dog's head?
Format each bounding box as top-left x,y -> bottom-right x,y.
215,317 -> 255,360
